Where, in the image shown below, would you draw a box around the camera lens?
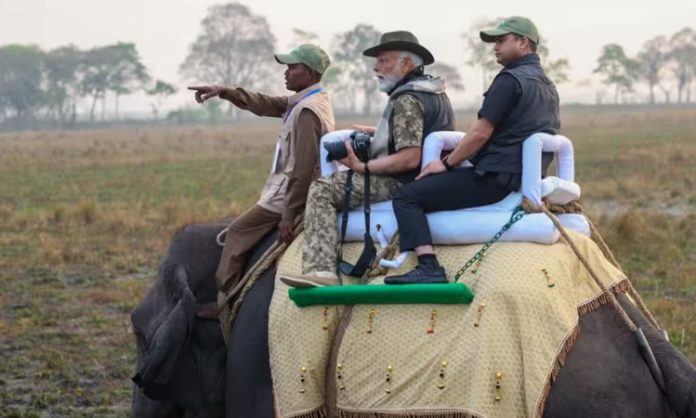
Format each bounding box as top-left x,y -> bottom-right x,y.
323,141 -> 348,162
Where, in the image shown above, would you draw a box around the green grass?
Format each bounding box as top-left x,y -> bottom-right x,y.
0,109 -> 695,416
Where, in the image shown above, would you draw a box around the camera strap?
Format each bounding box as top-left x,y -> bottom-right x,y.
336,166 -> 376,279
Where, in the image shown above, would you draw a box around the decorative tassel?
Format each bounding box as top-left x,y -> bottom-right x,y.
474,303 -> 486,328
426,309 -> 438,334
366,308 -> 377,334
385,365 -> 393,394
337,364 -> 345,391
322,306 -> 330,330
299,366 -> 307,393
494,372 -> 503,401
437,360 -> 447,389
542,268 -> 555,288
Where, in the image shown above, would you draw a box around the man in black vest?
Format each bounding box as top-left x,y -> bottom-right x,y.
280,31 -> 455,288
386,17 -> 561,284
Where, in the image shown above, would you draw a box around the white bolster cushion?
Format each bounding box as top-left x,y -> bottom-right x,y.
337,207 -> 591,245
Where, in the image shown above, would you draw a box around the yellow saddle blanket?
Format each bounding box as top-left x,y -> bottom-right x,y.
269,230 -> 628,418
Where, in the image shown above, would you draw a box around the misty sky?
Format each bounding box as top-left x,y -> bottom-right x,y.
2,0 -> 695,114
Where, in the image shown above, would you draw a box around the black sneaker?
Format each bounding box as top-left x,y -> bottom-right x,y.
384,264 -> 448,285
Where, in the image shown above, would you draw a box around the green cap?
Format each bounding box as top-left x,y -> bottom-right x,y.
275,44 -> 331,74
480,16 -> 540,45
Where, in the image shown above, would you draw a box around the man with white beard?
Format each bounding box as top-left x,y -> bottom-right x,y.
280,31 -> 455,288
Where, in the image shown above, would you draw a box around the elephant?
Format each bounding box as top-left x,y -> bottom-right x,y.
130,223 -> 696,418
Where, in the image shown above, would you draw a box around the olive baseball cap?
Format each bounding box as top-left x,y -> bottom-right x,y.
480,16 -> 540,44
275,44 -> 331,74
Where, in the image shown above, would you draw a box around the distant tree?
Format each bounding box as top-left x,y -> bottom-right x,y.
204,99 -> 224,124
166,106 -> 207,124
429,62 -> 465,92
544,58 -> 570,84
180,2 -> 277,116
462,17 -> 503,92
146,80 -> 177,120
330,24 -> 382,115
537,43 -> 571,85
105,43 -> 150,119
80,46 -> 112,122
594,44 -> 639,104
0,44 -> 45,123
669,27 -> 696,103
637,35 -> 672,104
289,29 -> 319,48
43,45 -> 82,126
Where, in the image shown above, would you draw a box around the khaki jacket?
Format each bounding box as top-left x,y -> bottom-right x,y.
221,83 -> 335,217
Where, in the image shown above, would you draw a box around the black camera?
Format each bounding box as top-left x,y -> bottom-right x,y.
323,131 -> 372,163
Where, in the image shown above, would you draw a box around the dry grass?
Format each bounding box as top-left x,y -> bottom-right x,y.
0,108 -> 695,417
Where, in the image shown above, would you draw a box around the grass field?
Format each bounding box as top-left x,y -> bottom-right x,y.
1,107 -> 695,417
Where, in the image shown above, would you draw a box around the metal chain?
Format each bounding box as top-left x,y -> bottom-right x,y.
454,205 -> 526,282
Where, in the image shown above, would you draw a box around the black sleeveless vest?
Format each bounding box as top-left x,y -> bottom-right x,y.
471,54 -> 560,175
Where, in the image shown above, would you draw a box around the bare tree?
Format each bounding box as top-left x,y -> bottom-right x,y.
537,44 -> 571,85
594,44 -> 639,104
289,29 -> 319,49
80,43 -> 149,122
637,35 -> 671,104
330,24 -> 382,116
180,2 -> 277,117
0,44 -> 45,123
669,27 -> 696,103
106,43 -> 150,120
147,80 -> 177,120
429,62 -> 465,92
462,17 -> 503,93
44,45 -> 82,126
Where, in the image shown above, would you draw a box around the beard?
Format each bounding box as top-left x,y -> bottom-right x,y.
377,72 -> 401,92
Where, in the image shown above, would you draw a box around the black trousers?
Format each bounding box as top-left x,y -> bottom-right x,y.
393,167 -> 514,252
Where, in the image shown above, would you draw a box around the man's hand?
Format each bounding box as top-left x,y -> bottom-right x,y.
415,159 -> 446,180
337,141 -> 362,172
277,220 -> 294,244
188,85 -> 226,103
351,124 -> 376,136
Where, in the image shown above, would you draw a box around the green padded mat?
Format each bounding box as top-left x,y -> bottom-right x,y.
288,282 -> 474,307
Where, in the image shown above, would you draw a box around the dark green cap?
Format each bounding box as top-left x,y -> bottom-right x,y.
275,44 -> 331,74
480,16 -> 540,45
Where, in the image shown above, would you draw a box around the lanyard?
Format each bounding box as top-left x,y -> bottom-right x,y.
283,87 -> 323,122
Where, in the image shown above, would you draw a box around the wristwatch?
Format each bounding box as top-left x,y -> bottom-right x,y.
442,157 -> 454,171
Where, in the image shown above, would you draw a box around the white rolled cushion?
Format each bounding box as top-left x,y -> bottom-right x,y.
521,133 -> 574,204
338,209 -> 591,245
541,176 -> 581,205
422,131 -> 471,167
338,210 -> 560,244
353,175 -> 579,216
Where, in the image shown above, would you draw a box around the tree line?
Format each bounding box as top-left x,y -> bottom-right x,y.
594,28 -> 696,104
1,2 -> 694,130
0,42 -> 180,129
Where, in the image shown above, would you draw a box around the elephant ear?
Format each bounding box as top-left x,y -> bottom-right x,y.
651,333 -> 696,418
131,264 -> 196,400
619,295 -> 696,418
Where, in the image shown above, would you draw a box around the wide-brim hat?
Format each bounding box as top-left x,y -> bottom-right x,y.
362,31 -> 434,65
